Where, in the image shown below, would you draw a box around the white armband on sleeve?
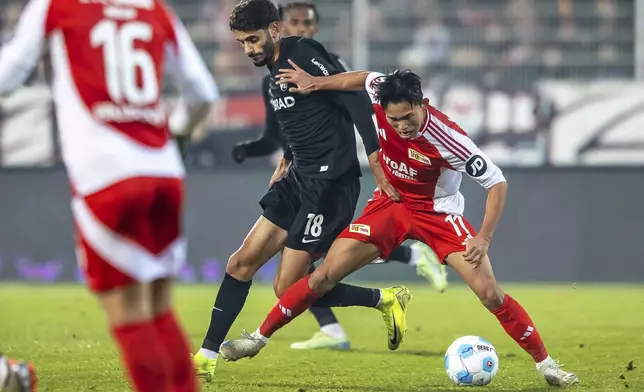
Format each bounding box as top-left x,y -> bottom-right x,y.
428,115 -> 506,189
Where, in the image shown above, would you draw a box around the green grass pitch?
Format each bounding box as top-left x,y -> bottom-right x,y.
1,284 -> 642,391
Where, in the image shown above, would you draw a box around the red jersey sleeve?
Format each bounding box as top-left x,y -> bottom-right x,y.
426,107 -> 506,189
0,0 -> 54,95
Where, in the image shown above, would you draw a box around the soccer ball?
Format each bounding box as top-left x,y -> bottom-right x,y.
444,336 -> 499,386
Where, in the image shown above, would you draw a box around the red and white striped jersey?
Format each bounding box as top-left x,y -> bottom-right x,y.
0,0 -> 218,196
365,72 -> 506,214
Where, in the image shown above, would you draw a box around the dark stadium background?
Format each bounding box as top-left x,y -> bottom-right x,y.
0,0 -> 642,284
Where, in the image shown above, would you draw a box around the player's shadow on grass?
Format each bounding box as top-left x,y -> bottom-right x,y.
347,348 -> 444,358
241,382 -> 553,392
239,382 -> 425,392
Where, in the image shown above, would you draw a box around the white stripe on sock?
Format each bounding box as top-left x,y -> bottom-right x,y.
409,245 -> 421,266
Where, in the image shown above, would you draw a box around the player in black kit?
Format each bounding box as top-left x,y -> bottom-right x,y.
193,0 -> 412,381
230,1 -> 447,352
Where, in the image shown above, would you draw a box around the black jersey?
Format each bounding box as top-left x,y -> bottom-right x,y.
241,52 -> 351,159
265,36 -> 379,179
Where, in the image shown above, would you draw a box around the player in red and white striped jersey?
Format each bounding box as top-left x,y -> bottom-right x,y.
218,66 -> 578,387
0,0 -> 218,391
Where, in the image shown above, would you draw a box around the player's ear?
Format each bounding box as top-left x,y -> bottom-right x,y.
268,21 -> 280,41
423,97 -> 430,106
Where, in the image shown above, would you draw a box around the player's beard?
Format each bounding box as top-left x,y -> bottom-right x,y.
251,39 -> 276,67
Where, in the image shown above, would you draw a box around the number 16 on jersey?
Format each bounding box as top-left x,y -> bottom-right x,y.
91,20 -> 159,106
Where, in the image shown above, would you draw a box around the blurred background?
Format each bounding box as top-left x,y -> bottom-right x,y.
0,0 -> 642,285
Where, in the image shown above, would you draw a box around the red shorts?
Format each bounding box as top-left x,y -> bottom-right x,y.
339,193 -> 476,263
72,177 -> 185,293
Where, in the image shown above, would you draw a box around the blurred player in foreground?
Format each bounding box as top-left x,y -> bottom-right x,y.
0,0 -> 218,391
0,354 -> 36,392
220,66 -> 579,387
194,0 -> 411,381
231,1 -> 446,352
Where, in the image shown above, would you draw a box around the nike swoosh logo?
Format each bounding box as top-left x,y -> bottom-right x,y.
390,316 -> 398,346
213,306 -> 223,312
301,238 -> 321,244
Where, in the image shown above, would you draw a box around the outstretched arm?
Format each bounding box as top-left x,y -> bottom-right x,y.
277,60 -> 371,93
284,45 -> 399,200
312,70 -> 371,92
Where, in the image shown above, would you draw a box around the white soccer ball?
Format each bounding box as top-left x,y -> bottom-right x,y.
444,335 -> 499,386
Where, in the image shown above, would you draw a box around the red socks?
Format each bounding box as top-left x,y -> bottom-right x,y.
492,294 -> 548,363
259,275 -> 322,337
111,322 -> 171,392
153,311 -> 197,392
111,312 -> 197,392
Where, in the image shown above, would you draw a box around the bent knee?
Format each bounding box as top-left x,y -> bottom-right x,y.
226,250 -> 261,280
309,268 -> 341,294
273,278 -> 290,298
477,283 -> 504,311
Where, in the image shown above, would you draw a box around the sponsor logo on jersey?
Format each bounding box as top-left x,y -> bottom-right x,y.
465,154 -> 487,177
349,224 -> 370,236
93,102 -> 165,126
382,153 -> 418,181
311,58 -> 329,76
270,96 -> 296,111
408,148 -> 431,165
369,76 -> 385,90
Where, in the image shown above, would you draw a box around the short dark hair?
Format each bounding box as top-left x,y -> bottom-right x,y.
278,2 -> 320,22
373,69 -> 424,108
229,0 -> 280,32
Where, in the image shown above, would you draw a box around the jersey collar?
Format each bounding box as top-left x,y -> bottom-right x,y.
419,107 -> 431,135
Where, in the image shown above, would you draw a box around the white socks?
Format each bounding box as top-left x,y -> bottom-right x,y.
536,356 -> 553,370
408,245 -> 421,266
320,323 -> 347,340
198,348 -> 219,360
251,329 -> 270,344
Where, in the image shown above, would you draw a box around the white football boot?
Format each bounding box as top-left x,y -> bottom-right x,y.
537,356 -> 579,387
219,330 -> 267,362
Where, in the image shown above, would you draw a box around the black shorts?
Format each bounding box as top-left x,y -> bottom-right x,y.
260,168 -> 360,254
